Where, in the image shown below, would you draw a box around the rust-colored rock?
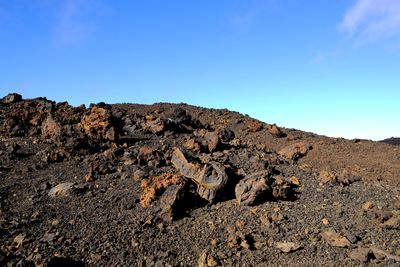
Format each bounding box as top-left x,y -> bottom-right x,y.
235,171 -> 269,206
79,106 -> 116,141
267,124 -> 286,138
278,141 -> 312,160
183,138 -> 201,152
140,173 -> 185,208
143,116 -> 166,134
247,121 -> 263,132
319,169 -> 337,184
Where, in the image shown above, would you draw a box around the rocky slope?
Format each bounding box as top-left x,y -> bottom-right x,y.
0,93 -> 399,266
381,138 -> 400,146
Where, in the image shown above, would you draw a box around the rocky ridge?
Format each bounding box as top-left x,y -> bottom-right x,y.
0,93 -> 399,266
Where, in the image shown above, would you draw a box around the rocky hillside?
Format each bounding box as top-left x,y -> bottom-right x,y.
381,137 -> 400,146
0,93 -> 399,266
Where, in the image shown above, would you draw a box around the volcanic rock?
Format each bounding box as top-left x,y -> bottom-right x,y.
278,141 -> 312,160
79,105 -> 117,141
267,124 -> 286,138
2,93 -> 22,104
2,94 -> 400,266
41,114 -> 61,140
139,173 -> 185,208
171,148 -> 201,179
158,184 -> 184,221
321,229 -> 351,248
235,171 -> 269,206
196,161 -> 228,202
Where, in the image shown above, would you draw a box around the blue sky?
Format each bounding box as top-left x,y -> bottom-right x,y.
1,0 -> 400,140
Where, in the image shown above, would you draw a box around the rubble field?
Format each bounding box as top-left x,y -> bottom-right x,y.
0,93 -> 399,266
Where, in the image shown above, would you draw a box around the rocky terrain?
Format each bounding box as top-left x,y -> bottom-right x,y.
0,93 -> 399,266
381,138 -> 400,146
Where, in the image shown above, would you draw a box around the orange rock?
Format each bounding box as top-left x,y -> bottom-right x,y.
139,173 -> 185,208
183,138 -> 201,152
267,124 -> 286,138
278,141 -> 312,160
319,169 -> 337,184
79,106 -> 116,141
322,218 -> 330,225
247,121 -> 263,132
321,229 -> 350,247
143,116 -> 165,134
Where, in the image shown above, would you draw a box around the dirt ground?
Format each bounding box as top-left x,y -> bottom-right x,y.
0,93 -> 399,266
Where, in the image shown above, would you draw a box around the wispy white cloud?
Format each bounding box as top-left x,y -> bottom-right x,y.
339,0 -> 400,42
53,0 -> 106,47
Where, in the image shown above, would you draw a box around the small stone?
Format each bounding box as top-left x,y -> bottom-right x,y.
48,182 -> 75,197
207,255 -> 219,267
43,232 -> 56,243
321,229 -> 351,248
131,239 -> 139,248
362,202 -> 374,211
275,241 -> 302,253
13,234 -> 25,248
133,169 -> 147,181
322,218 -> 329,225
384,213 -> 400,228
198,252 -> 208,267
260,215 -> 270,226
290,176 -> 300,186
345,232 -> 358,244
319,170 -> 337,184
271,213 -> 284,222
348,247 -> 372,262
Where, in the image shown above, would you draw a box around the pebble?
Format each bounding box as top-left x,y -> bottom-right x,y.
362,202 -> 374,211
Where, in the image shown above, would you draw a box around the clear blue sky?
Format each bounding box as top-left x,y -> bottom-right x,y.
1,0 -> 399,140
